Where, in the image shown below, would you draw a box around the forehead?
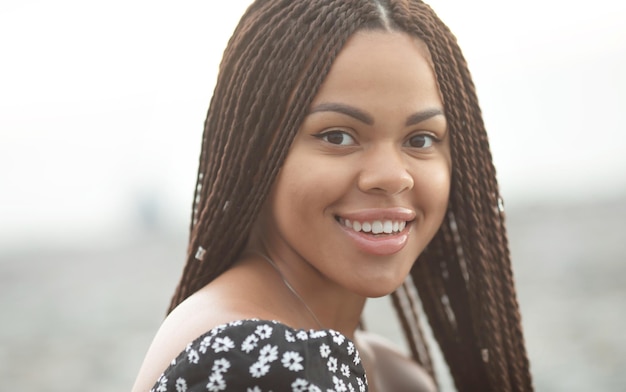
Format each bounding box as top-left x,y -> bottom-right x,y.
342,29 -> 433,64
311,30 -> 442,111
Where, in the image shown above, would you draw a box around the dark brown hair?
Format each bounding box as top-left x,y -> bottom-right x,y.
168,1 -> 533,391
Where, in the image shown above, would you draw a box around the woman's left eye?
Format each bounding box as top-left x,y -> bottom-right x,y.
405,134 -> 436,149
317,130 -> 356,146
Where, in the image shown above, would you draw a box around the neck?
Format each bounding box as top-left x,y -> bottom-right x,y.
247,248 -> 366,337
255,251 -> 324,329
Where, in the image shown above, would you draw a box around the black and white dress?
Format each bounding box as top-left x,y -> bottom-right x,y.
151,319 -> 368,392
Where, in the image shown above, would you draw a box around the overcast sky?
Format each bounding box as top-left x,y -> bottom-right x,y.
1,0 -> 625,246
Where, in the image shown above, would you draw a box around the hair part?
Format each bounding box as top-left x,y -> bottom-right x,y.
168,1 -> 533,391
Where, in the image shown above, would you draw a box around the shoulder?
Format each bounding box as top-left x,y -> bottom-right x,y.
133,262 -> 282,391
132,284 -> 271,392
355,330 -> 436,392
146,319 -> 367,392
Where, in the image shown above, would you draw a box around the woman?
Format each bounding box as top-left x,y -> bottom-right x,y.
133,1 -> 533,391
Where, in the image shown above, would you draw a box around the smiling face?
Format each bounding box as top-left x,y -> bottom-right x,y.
251,30 -> 451,298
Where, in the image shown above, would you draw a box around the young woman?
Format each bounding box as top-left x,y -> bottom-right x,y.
133,1 -> 533,391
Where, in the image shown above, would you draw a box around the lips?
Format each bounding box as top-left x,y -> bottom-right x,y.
334,208 -> 415,255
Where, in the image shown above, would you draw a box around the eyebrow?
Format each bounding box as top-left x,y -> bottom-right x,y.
309,102 -> 374,125
309,102 -> 444,127
405,108 -> 445,126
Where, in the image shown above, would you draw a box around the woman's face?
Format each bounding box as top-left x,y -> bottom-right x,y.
256,30 -> 451,298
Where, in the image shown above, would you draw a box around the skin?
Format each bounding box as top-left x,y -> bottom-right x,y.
133,30 -> 449,392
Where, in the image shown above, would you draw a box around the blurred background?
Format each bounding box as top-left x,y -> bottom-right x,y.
1,0 -> 624,390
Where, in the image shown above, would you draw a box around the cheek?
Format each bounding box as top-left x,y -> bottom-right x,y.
413,161 -> 451,217
274,154 -> 353,203
272,163 -> 319,207
270,158 -> 344,223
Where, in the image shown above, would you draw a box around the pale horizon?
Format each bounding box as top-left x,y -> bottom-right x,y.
1,0 -> 625,246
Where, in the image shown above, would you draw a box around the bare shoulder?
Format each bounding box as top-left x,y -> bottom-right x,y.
131,290 -> 230,391
355,330 -> 437,392
131,272 -> 275,392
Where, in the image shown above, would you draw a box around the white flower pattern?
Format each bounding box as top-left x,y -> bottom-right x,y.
255,324 -> 273,339
155,375 -> 167,392
148,320 -> 367,392
341,364 -> 351,378
353,350 -> 361,366
319,344 -> 331,358
212,358 -> 231,374
291,378 -> 309,392
199,336 -> 213,354
357,377 -> 366,392
333,375 -> 347,392
310,330 -> 327,338
212,336 -> 235,353
250,361 -> 271,378
282,351 -> 304,372
186,349 -> 199,364
258,344 -> 279,364
330,330 -> 345,346
206,372 -> 226,391
242,334 -> 260,353
174,377 -> 187,392
327,356 -> 338,373
346,342 -> 355,355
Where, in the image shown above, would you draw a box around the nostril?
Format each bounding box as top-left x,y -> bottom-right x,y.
357,168 -> 414,196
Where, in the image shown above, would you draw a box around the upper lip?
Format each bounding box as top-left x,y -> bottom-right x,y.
335,207 -> 416,222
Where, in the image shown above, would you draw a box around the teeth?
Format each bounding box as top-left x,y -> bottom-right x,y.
341,218 -> 407,234
383,220 -> 393,234
372,221 -> 383,234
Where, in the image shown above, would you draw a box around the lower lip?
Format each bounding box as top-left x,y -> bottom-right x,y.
338,223 -> 411,256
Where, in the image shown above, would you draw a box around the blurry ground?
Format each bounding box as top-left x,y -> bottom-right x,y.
1,196 -> 624,391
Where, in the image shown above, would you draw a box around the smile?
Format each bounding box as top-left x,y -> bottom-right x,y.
338,218 -> 407,234
335,215 -> 412,256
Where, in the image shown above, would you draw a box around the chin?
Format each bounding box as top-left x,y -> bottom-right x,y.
355,276 -> 407,299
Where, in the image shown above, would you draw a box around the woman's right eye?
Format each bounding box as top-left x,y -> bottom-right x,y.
316,130 -> 356,146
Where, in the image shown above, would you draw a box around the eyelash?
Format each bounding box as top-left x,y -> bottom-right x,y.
314,129 -> 440,150
403,133 -> 439,149
313,129 -> 356,146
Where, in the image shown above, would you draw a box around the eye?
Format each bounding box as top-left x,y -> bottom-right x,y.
317,130 -> 356,146
405,134 -> 436,149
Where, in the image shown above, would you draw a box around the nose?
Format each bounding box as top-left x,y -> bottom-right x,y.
357,144 -> 414,195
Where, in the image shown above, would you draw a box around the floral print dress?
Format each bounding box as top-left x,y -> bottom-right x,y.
151,319 -> 368,392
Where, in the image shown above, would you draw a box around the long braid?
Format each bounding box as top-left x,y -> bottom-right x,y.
170,0 -> 381,310
448,35 -> 514,390
388,2 -> 493,388
390,282 -> 436,381
385,1 -> 532,390
168,1 -> 533,391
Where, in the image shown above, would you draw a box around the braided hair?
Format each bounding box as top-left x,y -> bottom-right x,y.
168,1 -> 533,391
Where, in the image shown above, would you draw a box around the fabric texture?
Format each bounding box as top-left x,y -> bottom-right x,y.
151,319 -> 368,392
